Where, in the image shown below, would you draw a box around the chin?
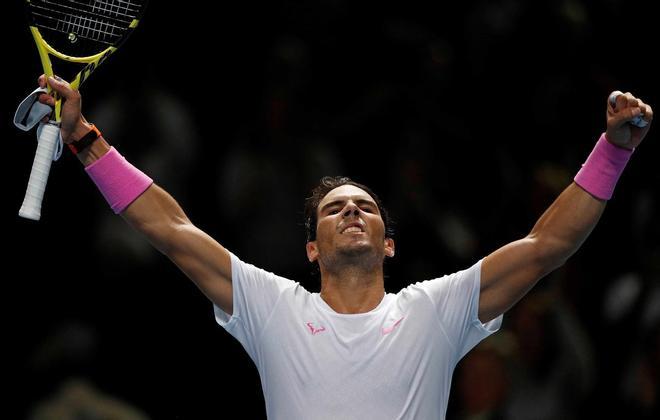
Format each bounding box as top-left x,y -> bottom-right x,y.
336,243 -> 378,259
321,244 -> 384,271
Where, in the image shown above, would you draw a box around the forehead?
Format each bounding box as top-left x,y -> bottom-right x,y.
318,185 -> 376,210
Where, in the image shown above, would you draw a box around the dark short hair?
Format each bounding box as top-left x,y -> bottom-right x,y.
304,176 -> 394,242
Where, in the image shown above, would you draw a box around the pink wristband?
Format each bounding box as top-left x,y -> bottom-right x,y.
574,133 -> 633,200
85,147 -> 153,214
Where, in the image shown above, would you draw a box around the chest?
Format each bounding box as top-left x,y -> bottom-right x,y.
257,297 -> 454,394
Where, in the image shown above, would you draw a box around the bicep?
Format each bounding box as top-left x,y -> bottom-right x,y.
120,184 -> 234,314
479,236 -> 555,322
167,224 -> 233,315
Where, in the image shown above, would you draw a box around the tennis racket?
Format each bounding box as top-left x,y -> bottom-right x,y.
19,0 -> 148,221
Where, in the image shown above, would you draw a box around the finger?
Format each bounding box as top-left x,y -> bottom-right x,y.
645,104 -> 653,122
619,106 -> 643,125
46,75 -> 78,100
637,102 -> 653,126
637,99 -> 648,116
623,92 -> 639,109
37,92 -> 56,107
37,74 -> 56,106
609,90 -> 623,109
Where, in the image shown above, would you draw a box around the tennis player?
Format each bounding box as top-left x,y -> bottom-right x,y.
37,74 -> 652,419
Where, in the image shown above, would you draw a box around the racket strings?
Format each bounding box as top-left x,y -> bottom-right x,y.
28,0 -> 145,45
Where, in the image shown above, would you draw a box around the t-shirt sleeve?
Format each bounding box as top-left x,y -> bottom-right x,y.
213,252 -> 295,361
416,259 -> 502,363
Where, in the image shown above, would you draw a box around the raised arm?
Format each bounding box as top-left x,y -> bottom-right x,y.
479,91 -> 653,322
39,75 -> 233,315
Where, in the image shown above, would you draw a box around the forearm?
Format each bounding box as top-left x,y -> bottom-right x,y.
120,184 -> 192,254
528,182 -> 606,267
479,91 -> 651,321
530,130 -> 637,266
77,137 -> 190,254
479,182 -> 606,321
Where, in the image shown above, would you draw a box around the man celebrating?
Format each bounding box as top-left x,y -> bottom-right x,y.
37,73 -> 652,419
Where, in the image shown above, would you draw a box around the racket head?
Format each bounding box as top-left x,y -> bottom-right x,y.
25,0 -> 148,96
25,0 -> 148,56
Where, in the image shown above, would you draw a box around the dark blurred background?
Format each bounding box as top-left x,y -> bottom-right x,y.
4,0 -> 659,418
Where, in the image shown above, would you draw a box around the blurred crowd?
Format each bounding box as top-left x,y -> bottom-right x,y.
10,0 -> 658,418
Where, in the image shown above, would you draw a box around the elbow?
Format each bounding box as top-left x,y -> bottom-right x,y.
529,234 -> 571,273
133,215 -> 191,256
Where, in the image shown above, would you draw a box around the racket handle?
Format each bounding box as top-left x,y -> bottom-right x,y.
19,122 -> 60,221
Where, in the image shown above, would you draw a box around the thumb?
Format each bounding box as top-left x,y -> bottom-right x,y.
608,91 -> 624,110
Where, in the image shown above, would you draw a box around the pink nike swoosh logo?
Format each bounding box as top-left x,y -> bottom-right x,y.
306,322 -> 327,335
382,317 -> 405,335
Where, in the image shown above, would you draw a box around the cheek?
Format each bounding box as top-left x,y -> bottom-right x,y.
316,218 -> 336,240
369,216 -> 386,235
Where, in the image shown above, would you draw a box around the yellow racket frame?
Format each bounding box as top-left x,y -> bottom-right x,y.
30,17 -> 139,120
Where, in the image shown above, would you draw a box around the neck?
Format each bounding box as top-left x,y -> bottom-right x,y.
319,264 -> 385,314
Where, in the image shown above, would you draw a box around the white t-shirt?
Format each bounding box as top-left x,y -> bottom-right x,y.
214,253 -> 502,420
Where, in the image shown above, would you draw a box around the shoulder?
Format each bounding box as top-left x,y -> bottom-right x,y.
398,259 -> 483,302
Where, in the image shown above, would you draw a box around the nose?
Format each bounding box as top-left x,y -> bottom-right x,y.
342,202 -> 360,218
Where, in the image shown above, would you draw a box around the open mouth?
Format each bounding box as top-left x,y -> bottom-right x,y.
340,225 -> 365,234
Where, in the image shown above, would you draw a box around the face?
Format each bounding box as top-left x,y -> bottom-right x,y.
306,185 -> 395,269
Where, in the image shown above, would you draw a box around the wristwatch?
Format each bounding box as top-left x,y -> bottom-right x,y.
68,124 -> 102,154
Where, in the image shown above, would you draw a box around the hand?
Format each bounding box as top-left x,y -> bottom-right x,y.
606,91 -> 653,150
37,74 -> 93,144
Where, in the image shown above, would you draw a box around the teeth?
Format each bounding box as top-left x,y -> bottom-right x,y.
343,226 -> 363,234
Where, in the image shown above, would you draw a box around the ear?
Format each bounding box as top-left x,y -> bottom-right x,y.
306,241 -> 319,262
384,237 -> 395,258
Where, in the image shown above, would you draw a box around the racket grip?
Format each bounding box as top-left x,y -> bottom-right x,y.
19,123 -> 60,221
